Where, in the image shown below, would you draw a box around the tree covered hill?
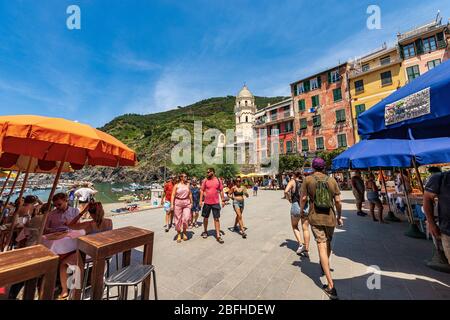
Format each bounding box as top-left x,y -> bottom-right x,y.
81,95 -> 287,182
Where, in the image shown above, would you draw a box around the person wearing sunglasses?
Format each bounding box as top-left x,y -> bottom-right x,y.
229,177 -> 249,238
170,173 -> 193,243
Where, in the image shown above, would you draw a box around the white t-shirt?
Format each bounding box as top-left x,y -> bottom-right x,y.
75,187 -> 96,202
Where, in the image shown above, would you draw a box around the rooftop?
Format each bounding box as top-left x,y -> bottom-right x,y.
397,16 -> 448,43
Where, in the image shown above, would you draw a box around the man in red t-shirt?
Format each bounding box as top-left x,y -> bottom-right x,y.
161,176 -> 175,232
200,168 -> 226,243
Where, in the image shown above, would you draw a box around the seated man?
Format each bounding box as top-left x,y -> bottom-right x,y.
44,193 -> 80,234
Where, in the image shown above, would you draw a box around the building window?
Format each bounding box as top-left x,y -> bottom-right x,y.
299,118 -> 307,130
285,121 -> 293,133
313,115 -> 321,127
380,56 -> 391,65
333,88 -> 342,102
355,104 -> 366,117
310,77 -> 319,90
283,106 -> 291,118
298,82 -> 306,94
381,71 -> 393,86
406,65 -> 420,82
423,36 -> 437,52
316,137 -> 324,150
245,116 -> 249,122
328,70 -> 341,83
403,43 -> 416,59
286,141 -> 293,153
336,109 -> 346,123
245,100 -> 248,106
298,99 -> 306,112
362,64 -> 370,72
337,134 -> 347,148
355,80 -> 364,93
302,139 -> 309,152
427,59 -> 441,70
311,95 -> 319,108
271,110 -> 277,122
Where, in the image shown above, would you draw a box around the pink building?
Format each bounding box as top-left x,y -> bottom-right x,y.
398,17 -> 449,83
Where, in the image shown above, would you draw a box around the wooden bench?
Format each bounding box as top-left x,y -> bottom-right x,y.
0,245 -> 59,300
73,226 -> 154,300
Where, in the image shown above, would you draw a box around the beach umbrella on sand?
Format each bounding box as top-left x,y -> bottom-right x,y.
0,115 -> 137,246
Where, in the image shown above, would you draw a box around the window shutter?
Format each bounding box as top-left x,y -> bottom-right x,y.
317,76 -> 322,88
436,32 -> 446,48
399,45 -> 404,59
415,39 -> 424,55
328,72 -> 332,84
304,81 -> 310,92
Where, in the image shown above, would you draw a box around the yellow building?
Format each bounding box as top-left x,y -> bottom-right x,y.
348,45 -> 406,141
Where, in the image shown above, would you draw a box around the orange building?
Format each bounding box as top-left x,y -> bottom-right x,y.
290,63 -> 355,154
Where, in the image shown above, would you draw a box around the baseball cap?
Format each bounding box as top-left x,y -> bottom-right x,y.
312,157 -> 326,170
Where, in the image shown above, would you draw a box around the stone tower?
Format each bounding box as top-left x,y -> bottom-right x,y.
235,84 -> 256,144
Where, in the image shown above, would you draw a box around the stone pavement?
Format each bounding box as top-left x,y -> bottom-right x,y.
110,190 -> 450,300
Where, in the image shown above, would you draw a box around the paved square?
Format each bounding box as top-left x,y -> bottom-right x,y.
110,190 -> 450,300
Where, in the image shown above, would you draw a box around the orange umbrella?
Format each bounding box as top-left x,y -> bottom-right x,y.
0,153 -> 75,173
0,115 -> 136,167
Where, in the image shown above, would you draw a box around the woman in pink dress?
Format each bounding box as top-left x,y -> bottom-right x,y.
171,173 -> 193,243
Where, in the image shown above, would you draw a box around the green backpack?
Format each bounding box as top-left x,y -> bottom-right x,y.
313,176 -> 333,212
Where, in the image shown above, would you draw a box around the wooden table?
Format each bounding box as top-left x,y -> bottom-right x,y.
73,226 -> 154,300
0,245 -> 59,300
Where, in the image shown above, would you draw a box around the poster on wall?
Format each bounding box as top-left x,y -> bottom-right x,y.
385,87 -> 431,126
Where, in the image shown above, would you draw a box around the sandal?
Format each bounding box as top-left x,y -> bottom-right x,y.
240,232 -> 247,239
201,231 -> 208,239
57,293 -> 69,300
216,236 -> 224,244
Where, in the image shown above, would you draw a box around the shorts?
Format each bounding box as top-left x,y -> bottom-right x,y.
311,225 -> 335,244
290,202 -> 301,217
202,203 -> 221,219
163,201 -> 171,213
192,203 -> 200,212
233,201 -> 244,210
442,234 -> 450,263
367,191 -> 381,204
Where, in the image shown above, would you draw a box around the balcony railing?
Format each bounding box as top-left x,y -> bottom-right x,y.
349,56 -> 402,78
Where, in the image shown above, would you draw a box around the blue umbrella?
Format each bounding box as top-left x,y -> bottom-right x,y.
358,59 -> 450,140
332,137 -> 450,170
332,139 -> 414,171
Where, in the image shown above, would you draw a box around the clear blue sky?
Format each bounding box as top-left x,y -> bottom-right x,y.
0,0 -> 449,127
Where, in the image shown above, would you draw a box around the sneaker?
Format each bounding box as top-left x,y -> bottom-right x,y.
357,211 -> 364,216
164,225 -> 169,232
322,285 -> 339,300
299,249 -> 309,259
296,244 -> 304,255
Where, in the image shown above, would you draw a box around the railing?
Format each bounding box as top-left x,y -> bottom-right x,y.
349,56 -> 402,78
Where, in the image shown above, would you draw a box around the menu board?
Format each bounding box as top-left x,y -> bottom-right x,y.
385,87 -> 431,126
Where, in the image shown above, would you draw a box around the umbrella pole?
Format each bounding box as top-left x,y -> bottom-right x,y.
38,154 -> 68,245
412,157 -> 424,193
401,170 -> 426,239
0,171 -> 12,196
4,157 -> 33,251
0,171 -> 21,223
381,170 -> 400,222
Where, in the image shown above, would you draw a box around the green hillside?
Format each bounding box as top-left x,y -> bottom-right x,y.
99,95 -> 287,179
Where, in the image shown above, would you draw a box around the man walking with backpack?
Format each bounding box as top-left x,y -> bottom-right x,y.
300,158 -> 343,300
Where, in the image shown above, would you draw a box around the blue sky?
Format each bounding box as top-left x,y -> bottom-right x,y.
0,0 -> 449,127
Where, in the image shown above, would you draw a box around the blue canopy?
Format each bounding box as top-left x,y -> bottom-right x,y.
332,138 -> 450,170
358,59 -> 450,140
332,139 -> 413,170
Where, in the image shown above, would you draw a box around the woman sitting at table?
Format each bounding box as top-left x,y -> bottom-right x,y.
57,202 -> 113,300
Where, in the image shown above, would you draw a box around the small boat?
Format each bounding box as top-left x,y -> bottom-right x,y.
111,188 -> 123,193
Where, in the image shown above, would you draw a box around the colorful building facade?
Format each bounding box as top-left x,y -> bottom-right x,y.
348,46 -> 406,141
398,19 -> 449,84
290,63 -> 355,154
254,98 -> 295,166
